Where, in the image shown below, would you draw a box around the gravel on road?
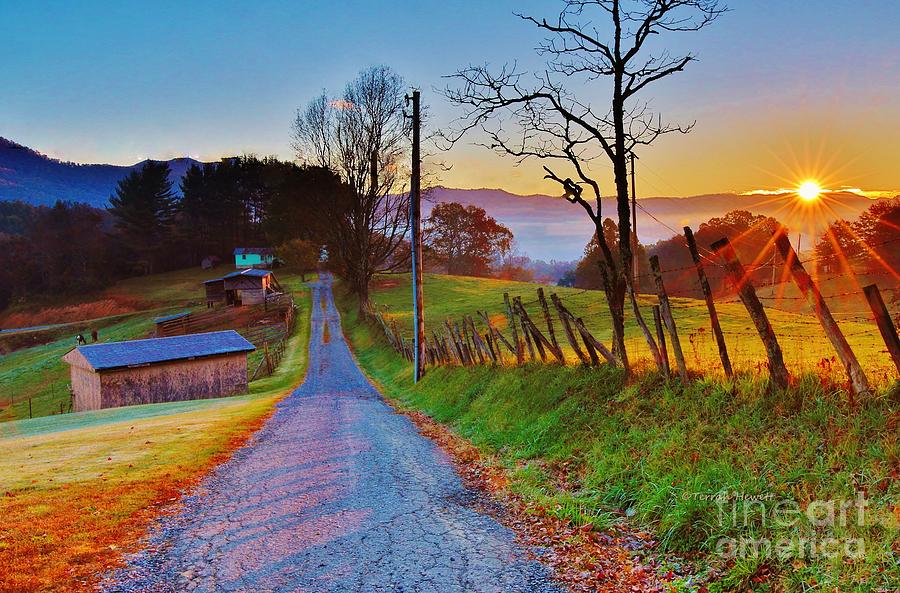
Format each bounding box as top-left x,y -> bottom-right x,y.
100,275 -> 565,593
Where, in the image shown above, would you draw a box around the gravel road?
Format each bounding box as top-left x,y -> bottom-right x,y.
101,275 -> 564,593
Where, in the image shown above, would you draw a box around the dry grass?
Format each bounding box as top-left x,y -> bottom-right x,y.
0,276 -> 313,592
0,397 -> 275,592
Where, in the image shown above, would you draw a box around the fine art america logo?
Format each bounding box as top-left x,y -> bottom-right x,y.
682,491 -> 899,561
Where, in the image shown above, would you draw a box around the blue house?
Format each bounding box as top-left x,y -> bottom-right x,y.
234,247 -> 275,269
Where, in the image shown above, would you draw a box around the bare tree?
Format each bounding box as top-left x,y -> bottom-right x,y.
443,0 -> 725,374
293,66 -> 412,310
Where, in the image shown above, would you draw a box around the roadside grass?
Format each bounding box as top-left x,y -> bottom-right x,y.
0,268 -> 313,422
338,280 -> 900,593
0,279 -> 312,593
371,273 -> 896,387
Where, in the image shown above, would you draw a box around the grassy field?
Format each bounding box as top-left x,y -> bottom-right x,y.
370,273 -> 897,387
338,276 -> 900,593
0,267 -> 313,422
0,275 -> 312,593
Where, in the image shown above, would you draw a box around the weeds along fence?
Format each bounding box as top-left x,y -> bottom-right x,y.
249,295 -> 297,381
364,225 -> 900,398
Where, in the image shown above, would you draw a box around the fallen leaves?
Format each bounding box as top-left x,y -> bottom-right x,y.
401,409 -> 677,593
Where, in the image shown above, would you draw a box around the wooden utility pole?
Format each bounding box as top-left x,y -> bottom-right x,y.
772,227 -> 870,397
863,284 -> 900,375
408,90 -> 425,382
712,237 -> 789,389
684,226 -> 733,378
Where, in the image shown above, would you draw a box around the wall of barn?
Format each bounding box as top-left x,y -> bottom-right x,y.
96,353 -> 249,410
70,365 -> 102,412
239,288 -> 266,305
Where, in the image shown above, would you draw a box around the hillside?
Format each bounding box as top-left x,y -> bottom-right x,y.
426,187 -> 891,260
369,273 -> 896,385
0,137 -> 206,206
0,266 -> 311,422
337,275 -> 900,592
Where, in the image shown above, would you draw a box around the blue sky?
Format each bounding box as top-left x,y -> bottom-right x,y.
2,0 -> 898,196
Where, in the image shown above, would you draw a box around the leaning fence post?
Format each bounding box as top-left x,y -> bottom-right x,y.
513,297 -> 537,361
550,294 -> 590,365
863,284 -> 900,375
684,226 -> 733,378
504,293 -> 524,364
650,256 -> 688,382
652,305 -> 671,376
577,317 -> 600,365
537,288 -> 565,363
772,226 -> 870,398
712,237 -> 789,389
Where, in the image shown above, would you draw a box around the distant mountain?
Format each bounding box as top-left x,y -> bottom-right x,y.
0,137 -> 206,207
425,187 -> 890,261
2,138 -> 890,261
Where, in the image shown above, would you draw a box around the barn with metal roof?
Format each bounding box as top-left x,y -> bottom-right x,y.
62,330 -> 256,412
204,268 -> 282,307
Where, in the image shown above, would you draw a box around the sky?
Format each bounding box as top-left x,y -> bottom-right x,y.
2,0 -> 899,198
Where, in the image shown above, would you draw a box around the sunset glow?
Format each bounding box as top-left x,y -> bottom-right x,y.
796,180 -> 823,202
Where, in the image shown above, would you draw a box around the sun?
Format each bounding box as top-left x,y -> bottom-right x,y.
797,180 -> 822,202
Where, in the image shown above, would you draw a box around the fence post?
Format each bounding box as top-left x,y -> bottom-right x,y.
537,288 -> 565,362
684,226 -> 733,378
863,284 -> 900,375
577,317 -> 600,365
513,297 -> 537,361
550,294 -> 590,365
652,305 -> 671,376
29,398 -> 32,419
264,341 -> 273,375
649,256 -> 688,382
712,237 -> 789,389
772,226 -> 870,398
504,293 -> 524,364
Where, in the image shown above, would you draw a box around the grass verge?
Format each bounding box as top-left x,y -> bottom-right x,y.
0,281 -> 312,593
337,284 -> 900,593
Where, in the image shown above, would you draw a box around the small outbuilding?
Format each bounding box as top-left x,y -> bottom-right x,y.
204,268 -> 282,307
62,330 -> 256,412
234,247 -> 275,269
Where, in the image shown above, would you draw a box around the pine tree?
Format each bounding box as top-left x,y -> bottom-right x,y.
108,161 -> 179,274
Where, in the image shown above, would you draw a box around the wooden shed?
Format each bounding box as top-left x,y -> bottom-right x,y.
204,269 -> 282,307
62,330 -> 256,412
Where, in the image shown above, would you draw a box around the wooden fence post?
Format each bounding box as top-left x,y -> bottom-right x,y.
264,341 -> 273,375
578,317 -> 600,365
652,305 -> 670,376
772,226 -> 870,397
684,226 -> 733,378
649,256 -> 688,382
712,237 -> 789,389
550,294 -> 590,365
624,273 -> 664,372
29,398 -> 32,419
504,293 -> 524,364
513,297 -> 537,361
537,288 -> 565,363
863,284 -> 900,375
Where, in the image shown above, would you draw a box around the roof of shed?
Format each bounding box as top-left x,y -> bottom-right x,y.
223,268 -> 272,279
234,247 -> 274,256
204,268 -> 273,284
153,311 -> 192,324
65,330 -> 255,371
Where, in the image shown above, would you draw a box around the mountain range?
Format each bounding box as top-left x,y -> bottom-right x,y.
1,137 -> 890,260
424,187 -> 888,260
0,137 -> 204,205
